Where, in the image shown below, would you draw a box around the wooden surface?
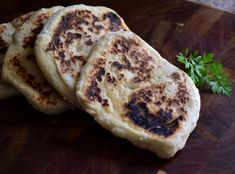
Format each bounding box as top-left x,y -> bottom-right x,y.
189,0 -> 235,14
0,0 -> 235,174
188,0 -> 235,14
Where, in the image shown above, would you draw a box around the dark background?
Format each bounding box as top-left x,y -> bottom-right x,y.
0,0 -> 235,174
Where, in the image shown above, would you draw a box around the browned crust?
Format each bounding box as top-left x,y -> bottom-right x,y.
83,35 -> 190,137
23,13 -> 49,49
45,9 -> 127,78
0,37 -> 8,54
0,25 -> 9,54
111,36 -> 153,83
10,54 -> 58,105
124,81 -> 188,137
13,12 -> 33,27
85,58 -> 109,107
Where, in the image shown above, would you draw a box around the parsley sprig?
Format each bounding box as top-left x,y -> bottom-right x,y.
176,49 -> 232,96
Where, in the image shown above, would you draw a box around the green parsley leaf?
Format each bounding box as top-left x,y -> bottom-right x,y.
176,49 -> 232,96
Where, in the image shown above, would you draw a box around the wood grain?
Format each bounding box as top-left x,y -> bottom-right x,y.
0,0 -> 235,174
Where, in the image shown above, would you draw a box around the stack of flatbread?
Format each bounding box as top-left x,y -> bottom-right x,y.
0,4 -> 200,158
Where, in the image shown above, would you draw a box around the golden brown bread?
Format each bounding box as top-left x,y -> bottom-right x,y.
76,31 -> 201,158
35,4 -> 129,106
0,23 -> 20,100
2,7 -> 71,114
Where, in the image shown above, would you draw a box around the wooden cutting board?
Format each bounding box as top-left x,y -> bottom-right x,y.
0,0 -> 235,173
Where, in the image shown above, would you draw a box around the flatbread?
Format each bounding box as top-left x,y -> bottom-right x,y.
0,23 -> 19,100
35,4 -> 129,105
76,31 -> 201,158
2,6 -> 71,114
12,11 -> 34,28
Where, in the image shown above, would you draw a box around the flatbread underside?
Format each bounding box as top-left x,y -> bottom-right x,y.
0,23 -> 19,100
76,31 -> 201,158
35,4 -> 129,106
2,6 -> 71,114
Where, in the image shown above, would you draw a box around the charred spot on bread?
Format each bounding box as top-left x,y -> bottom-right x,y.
23,14 -> 49,49
0,25 -> 9,54
10,54 -> 57,104
106,72 -> 116,84
47,10 -> 97,50
125,97 -> 180,137
15,12 -> 33,26
124,84 -> 188,137
85,39 -> 93,46
85,58 -> 109,107
44,8 -> 127,82
111,36 -> 153,83
171,72 -> 181,81
0,37 -> 8,54
103,12 -> 122,31
65,32 -> 81,45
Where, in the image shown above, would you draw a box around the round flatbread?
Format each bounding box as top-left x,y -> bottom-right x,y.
2,6 -> 71,114
0,23 -> 19,100
76,31 -> 201,158
35,4 -> 129,106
